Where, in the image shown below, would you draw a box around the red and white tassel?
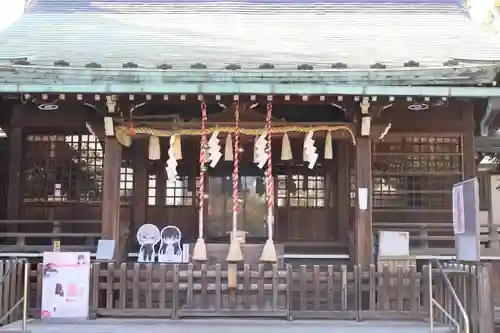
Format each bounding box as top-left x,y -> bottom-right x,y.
260,101 -> 277,262
192,100 -> 208,261
227,102 -> 243,262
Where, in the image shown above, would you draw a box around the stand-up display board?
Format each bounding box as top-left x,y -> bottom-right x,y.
41,252 -> 91,319
452,178 -> 480,262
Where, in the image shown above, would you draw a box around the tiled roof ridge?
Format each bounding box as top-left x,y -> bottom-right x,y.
25,2 -> 466,12
24,0 -> 467,13
2,60 -> 497,70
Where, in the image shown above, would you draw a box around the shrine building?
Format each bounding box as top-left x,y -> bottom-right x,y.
1,0 -> 500,266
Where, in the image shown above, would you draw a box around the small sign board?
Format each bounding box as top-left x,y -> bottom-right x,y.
41,252 -> 91,319
52,240 -> 60,252
452,177 -> 480,262
96,239 -> 115,261
378,231 -> 409,257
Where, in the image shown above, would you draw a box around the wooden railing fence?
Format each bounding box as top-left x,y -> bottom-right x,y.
0,259 -> 493,332
25,263 -> 428,320
0,220 -> 100,253
0,260 -> 25,326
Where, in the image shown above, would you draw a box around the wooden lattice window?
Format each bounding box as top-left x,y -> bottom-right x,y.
372,135 -> 462,210
277,175 -> 287,207
24,134 -> 104,203
147,172 -> 197,206
120,165 -> 134,204
276,165 -> 325,208
148,174 -> 156,206
165,176 -> 193,206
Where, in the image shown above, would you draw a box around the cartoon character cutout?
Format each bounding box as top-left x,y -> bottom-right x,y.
76,254 -> 87,265
43,263 -> 58,278
158,226 -> 183,263
136,224 -> 160,263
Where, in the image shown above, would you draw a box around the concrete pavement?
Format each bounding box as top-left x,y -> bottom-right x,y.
0,318 -> 451,333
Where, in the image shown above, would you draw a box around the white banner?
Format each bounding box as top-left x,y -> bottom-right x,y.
452,184 -> 465,235
41,252 -> 91,319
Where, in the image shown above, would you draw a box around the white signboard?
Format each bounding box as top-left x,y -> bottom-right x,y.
378,231 -> 409,257
452,184 -> 465,234
41,252 -> 91,319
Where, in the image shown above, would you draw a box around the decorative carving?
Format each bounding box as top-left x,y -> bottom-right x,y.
331,62 -> 348,69
157,64 -> 173,70
190,63 -> 207,69
85,62 -> 102,68
404,60 -> 419,67
122,62 -> 139,68
54,60 -> 70,67
370,62 -> 386,69
297,64 -> 313,70
225,64 -> 241,70
259,63 -> 275,69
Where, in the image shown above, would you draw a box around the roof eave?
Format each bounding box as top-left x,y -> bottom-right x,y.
0,63 -> 498,87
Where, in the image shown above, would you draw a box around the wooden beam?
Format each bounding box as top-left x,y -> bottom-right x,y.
10,103 -> 95,129
6,127 -> 23,223
101,137 -> 123,261
371,120 -> 474,137
355,136 -> 373,268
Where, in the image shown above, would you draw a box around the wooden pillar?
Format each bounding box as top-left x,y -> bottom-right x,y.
156,158 -> 167,225
6,127 -> 23,221
355,136 -> 373,267
132,140 -> 148,238
101,137 -> 123,261
460,101 -> 476,180
336,141 -> 350,243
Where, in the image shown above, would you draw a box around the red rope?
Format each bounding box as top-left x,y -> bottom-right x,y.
232,103 -> 240,232
266,102 -> 274,211
199,101 -> 207,210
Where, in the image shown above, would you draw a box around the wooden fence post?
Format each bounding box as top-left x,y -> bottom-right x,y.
478,264 -> 494,333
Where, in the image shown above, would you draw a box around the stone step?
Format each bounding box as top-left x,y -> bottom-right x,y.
0,319 -> 452,333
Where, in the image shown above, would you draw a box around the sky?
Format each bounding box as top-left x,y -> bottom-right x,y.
0,0 -> 25,31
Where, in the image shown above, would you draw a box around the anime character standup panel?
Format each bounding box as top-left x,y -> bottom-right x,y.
136,224 -> 160,263
158,226 -> 183,263
41,252 -> 91,319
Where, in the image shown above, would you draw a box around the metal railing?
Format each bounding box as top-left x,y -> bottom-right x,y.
428,260 -> 470,333
0,261 -> 29,332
